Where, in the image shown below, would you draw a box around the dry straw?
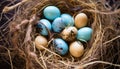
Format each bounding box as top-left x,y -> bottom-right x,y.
0,0 -> 120,69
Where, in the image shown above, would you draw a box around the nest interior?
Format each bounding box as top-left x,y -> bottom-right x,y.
0,0 -> 120,69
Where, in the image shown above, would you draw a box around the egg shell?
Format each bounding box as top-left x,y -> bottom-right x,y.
53,38 -> 68,55
61,14 -> 74,26
39,19 -> 52,30
35,35 -> 48,50
43,6 -> 61,20
77,27 -> 93,42
52,17 -> 66,33
37,19 -> 51,36
37,24 -> 48,36
75,13 -> 88,28
61,26 -> 77,41
69,41 -> 84,57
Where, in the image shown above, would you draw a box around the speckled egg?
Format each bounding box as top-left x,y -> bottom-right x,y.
77,27 -> 93,42
35,35 -> 48,50
69,41 -> 84,57
61,26 -> 77,41
75,13 -> 88,28
39,19 -> 52,30
43,6 -> 61,20
52,17 -> 66,33
61,14 -> 74,26
52,38 -> 68,55
37,19 -> 51,36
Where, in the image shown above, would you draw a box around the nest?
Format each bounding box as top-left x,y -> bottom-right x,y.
0,0 -> 120,69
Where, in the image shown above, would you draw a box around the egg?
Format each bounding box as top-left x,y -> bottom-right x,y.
69,41 -> 84,57
43,6 -> 61,20
61,14 -> 74,26
77,27 -> 93,42
61,26 -> 77,41
52,17 -> 66,33
52,38 -> 68,55
75,13 -> 88,28
35,35 -> 48,50
39,19 -> 52,30
37,19 -> 51,36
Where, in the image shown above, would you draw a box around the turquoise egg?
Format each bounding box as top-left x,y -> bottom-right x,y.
53,38 -> 68,55
77,27 -> 93,42
52,17 -> 66,33
37,19 -> 51,36
61,14 -> 74,26
40,19 -> 52,30
43,6 -> 61,20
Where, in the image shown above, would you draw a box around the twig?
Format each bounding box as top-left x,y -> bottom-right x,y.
59,61 -> 75,68
39,51 -> 47,69
2,0 -> 30,13
35,57 -> 45,69
7,49 -> 13,69
24,14 -> 36,43
86,9 -> 120,14
75,61 -> 120,69
15,19 -> 29,30
0,47 -> 13,69
103,35 -> 120,45
38,45 -> 62,58
24,24 -> 32,43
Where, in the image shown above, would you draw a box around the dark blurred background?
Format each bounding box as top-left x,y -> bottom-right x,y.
0,0 -> 21,69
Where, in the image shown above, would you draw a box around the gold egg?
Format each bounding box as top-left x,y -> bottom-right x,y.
35,35 -> 48,50
69,41 -> 84,57
75,13 -> 88,28
61,26 -> 77,41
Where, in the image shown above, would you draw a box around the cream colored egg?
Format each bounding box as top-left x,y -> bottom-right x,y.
35,35 -> 48,50
69,41 -> 84,57
75,13 -> 88,28
61,26 -> 77,41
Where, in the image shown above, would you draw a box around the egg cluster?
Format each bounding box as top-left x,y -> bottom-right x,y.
35,6 -> 93,57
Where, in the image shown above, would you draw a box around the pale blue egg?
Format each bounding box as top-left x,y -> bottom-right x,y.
52,17 -> 66,33
77,27 -> 93,42
43,6 -> 61,20
40,19 -> 52,30
61,14 -> 74,26
37,24 -> 48,36
53,38 -> 68,55
37,19 -> 51,36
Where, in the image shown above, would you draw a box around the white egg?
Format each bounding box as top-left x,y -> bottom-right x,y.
61,26 -> 77,41
35,35 -> 48,50
75,13 -> 88,28
69,41 -> 84,57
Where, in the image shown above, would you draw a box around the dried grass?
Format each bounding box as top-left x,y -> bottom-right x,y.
0,0 -> 120,69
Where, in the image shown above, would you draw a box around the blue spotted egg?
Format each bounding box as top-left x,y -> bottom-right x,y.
43,6 -> 61,20
61,14 -> 74,26
52,17 -> 66,33
77,27 -> 93,42
53,38 -> 68,55
37,19 -> 51,36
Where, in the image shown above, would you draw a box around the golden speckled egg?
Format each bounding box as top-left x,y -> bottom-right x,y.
35,35 -> 48,50
69,41 -> 84,57
75,13 -> 88,28
61,26 -> 77,41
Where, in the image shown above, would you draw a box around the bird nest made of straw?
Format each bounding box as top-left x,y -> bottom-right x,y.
0,0 -> 120,69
